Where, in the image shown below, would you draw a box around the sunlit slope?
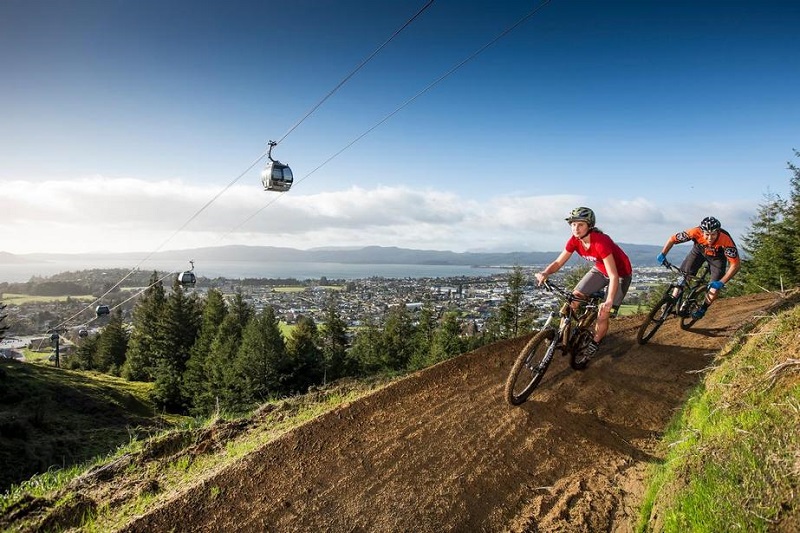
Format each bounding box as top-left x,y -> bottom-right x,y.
121,292 -> 781,532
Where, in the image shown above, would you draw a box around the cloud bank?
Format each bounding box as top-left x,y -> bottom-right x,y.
1,176 -> 758,255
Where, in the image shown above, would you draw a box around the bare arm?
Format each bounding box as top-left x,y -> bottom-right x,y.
601,254 -> 620,313
660,237 -> 675,257
721,260 -> 740,284
535,250 -> 572,285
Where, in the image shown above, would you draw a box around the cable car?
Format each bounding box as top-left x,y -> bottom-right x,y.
178,271 -> 196,286
78,328 -> 88,338
261,140 -> 293,192
95,305 -> 110,318
178,260 -> 196,287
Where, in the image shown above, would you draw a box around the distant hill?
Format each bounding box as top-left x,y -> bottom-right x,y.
0,251 -> 36,264
11,243 -> 663,267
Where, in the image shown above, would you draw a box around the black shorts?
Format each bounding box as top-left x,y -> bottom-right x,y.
680,244 -> 727,281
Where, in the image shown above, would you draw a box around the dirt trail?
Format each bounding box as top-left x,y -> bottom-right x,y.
123,292 -> 781,532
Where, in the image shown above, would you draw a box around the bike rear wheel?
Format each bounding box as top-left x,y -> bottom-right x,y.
680,285 -> 708,330
505,328 -> 557,405
636,296 -> 674,345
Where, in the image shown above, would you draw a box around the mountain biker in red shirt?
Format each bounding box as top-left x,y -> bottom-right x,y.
657,216 -> 740,319
535,207 -> 633,359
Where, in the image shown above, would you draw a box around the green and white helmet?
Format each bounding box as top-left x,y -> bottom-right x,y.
565,206 -> 596,227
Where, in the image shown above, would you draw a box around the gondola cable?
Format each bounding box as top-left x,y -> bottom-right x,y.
226,0 -> 555,235
273,0 -> 436,147
45,2 -> 436,334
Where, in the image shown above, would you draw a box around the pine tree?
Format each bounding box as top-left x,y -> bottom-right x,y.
286,315 -> 324,393
234,306 -> 288,406
408,297 -> 437,370
786,150 -> 800,278
738,151 -> 800,292
738,191 -> 791,292
349,319 -> 385,375
429,311 -> 464,363
72,335 -> 99,371
149,280 -> 201,412
498,266 -> 525,338
122,271 -> 166,381
183,289 -> 228,411
198,293 -> 253,414
94,308 -> 129,375
382,303 -> 414,370
320,297 -> 350,383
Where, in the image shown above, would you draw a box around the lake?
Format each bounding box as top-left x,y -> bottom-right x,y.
0,259 -> 518,283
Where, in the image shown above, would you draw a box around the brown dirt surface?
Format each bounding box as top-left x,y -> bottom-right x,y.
120,292 -> 783,533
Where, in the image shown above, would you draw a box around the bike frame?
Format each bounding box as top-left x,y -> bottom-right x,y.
504,281 -> 603,405
636,261 -> 710,345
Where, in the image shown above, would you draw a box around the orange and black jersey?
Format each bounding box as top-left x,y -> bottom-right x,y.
671,227 -> 740,264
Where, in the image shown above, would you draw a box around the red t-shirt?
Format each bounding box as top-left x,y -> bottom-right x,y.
565,231 -> 632,277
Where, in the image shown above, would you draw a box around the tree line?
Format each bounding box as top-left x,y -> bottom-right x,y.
65,268 -> 533,416
734,150 -> 800,293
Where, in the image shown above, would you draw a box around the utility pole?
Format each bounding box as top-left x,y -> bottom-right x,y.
48,328 -> 66,368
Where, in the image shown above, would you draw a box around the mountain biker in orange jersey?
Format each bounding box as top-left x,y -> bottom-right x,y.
535,207 -> 633,359
657,216 -> 741,319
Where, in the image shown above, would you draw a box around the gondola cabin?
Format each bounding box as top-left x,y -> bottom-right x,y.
78,328 -> 89,338
262,140 -> 293,192
261,160 -> 293,192
178,270 -> 197,287
95,305 -> 110,318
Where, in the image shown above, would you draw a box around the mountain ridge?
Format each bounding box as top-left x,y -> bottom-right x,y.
2,243 -> 662,267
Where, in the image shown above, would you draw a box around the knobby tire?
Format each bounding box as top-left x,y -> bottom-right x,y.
505,328 -> 557,406
637,296 -> 674,345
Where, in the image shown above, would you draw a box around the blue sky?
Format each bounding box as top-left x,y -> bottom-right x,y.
1,0 -> 799,256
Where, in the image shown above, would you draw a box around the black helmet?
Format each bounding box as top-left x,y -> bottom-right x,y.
565,206 -> 596,227
700,216 -> 721,232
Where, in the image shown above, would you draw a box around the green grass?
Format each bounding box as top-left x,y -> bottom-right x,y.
279,321 -> 295,337
271,286 -> 306,293
616,303 -> 639,316
0,359 -> 181,495
0,378 -> 393,532
637,303 -> 800,531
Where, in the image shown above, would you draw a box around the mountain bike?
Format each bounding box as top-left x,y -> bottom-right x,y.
505,281 -> 603,406
636,261 -> 710,345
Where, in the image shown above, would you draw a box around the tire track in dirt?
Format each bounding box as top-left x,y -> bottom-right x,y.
122,292 -> 780,532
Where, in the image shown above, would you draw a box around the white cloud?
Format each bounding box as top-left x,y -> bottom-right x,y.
0,176 -> 760,255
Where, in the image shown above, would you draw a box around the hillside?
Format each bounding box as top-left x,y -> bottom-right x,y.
2,291 -> 791,532
119,293 -> 791,530
11,243 -> 662,268
0,363 -> 172,493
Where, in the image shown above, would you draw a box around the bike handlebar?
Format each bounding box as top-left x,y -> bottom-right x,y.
661,260 -> 709,282
539,280 -> 599,304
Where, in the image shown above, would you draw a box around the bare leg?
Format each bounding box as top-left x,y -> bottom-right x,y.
594,308 -> 611,343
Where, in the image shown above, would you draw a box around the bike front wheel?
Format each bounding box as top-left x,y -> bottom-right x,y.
680,285 -> 708,330
505,328 -> 557,406
636,296 -> 674,345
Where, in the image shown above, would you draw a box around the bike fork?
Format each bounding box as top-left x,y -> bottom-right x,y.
537,338 -> 558,371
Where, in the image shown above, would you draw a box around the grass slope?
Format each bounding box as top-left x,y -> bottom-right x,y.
638,298 -> 800,531
0,376 -> 392,532
0,360 -> 178,493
